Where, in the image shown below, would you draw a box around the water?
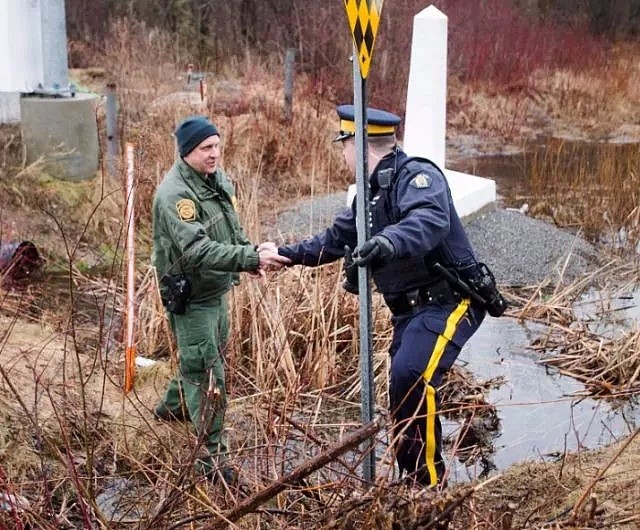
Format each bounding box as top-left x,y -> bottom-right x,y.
95,478 -> 146,524
319,289 -> 639,484
277,290 -> 640,483
450,151 -> 530,204
449,136 -> 640,208
91,298 -> 639,510
444,141 -> 640,478
574,287 -> 640,338
446,287 -> 640,482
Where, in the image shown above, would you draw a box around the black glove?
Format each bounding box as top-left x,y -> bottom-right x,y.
342,245 -> 358,294
353,235 -> 395,267
277,246 -> 298,265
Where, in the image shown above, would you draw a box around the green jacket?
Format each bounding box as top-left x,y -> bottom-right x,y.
152,158 -> 259,303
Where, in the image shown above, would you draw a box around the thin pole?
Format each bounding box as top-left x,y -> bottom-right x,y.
283,48 -> 296,122
105,83 -> 118,178
199,79 -> 208,110
124,143 -> 136,393
352,49 -> 376,484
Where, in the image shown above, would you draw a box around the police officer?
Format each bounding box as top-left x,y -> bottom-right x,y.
277,105 -> 487,487
152,115 -> 289,482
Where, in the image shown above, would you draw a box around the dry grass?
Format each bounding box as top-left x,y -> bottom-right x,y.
2,238 -> 638,528
80,19 -> 351,232
448,51 -> 640,250
1,18 -> 640,530
526,139 -> 640,246
508,258 -> 640,400
453,429 -> 640,529
451,43 -> 640,142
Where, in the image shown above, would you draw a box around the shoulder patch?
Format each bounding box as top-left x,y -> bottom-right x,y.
409,173 -> 432,189
176,198 -> 196,221
231,196 -> 239,211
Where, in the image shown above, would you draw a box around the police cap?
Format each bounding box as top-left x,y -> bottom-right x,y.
334,104 -> 401,142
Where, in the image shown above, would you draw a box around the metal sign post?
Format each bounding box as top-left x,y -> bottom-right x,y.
344,0 -> 385,485
352,52 -> 375,484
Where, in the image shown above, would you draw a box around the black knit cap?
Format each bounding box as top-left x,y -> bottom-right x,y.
174,115 -> 219,157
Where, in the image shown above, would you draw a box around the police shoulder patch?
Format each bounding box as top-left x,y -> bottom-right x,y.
176,198 -> 196,222
409,173 -> 432,189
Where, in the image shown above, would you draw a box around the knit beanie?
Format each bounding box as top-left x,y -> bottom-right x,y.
174,116 -> 219,157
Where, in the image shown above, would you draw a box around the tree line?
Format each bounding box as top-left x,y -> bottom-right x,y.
66,0 -> 640,52
63,0 -> 628,115
516,0 -> 640,37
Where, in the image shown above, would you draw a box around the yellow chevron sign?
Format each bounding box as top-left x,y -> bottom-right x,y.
344,0 -> 384,79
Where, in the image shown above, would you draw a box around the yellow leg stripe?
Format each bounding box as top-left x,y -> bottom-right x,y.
424,384 -> 438,485
422,299 -> 470,484
424,299 -> 470,381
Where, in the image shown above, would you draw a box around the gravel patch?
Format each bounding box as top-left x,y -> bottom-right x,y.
464,208 -> 599,286
268,192 -> 350,242
269,193 -> 600,287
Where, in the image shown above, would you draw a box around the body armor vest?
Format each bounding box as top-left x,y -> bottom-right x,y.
369,152 -> 476,295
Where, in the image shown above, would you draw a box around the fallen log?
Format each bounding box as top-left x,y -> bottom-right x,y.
166,418 -> 382,530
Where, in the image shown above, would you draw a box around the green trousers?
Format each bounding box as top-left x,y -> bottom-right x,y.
159,296 -> 229,463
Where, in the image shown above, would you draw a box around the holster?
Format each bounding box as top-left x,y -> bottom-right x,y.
456,262 -> 508,317
161,273 -> 192,315
342,245 -> 359,295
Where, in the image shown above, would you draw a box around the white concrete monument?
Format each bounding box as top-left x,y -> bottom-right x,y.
346,5 -> 496,218
403,5 -> 496,217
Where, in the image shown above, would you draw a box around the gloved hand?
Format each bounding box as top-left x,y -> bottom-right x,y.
342,245 -> 358,294
276,246 -> 298,265
353,235 -> 395,267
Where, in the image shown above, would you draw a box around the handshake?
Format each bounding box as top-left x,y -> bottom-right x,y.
250,235 -> 396,285
254,242 -> 290,274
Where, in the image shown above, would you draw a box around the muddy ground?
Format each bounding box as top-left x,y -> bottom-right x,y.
1,265 -> 638,528
1,70 -> 639,527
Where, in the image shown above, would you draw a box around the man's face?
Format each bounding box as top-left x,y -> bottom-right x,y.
184,135 -> 221,174
341,137 -> 356,174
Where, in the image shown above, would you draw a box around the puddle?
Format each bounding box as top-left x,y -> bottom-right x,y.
275,285 -> 640,484
281,293 -> 639,485
443,141 -> 640,478
449,151 -> 530,203
448,313 -> 639,482
574,287 -> 640,338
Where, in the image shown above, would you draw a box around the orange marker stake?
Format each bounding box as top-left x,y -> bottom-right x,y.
124,143 -> 136,393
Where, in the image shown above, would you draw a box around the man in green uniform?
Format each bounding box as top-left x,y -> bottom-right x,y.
152,115 -> 289,482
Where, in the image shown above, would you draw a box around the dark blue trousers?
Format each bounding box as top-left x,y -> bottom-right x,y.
389,298 -> 485,486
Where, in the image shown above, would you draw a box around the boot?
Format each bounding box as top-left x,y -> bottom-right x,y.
153,402 -> 189,422
195,457 -> 238,486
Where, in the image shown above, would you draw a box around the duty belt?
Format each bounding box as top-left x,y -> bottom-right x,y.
384,279 -> 461,316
